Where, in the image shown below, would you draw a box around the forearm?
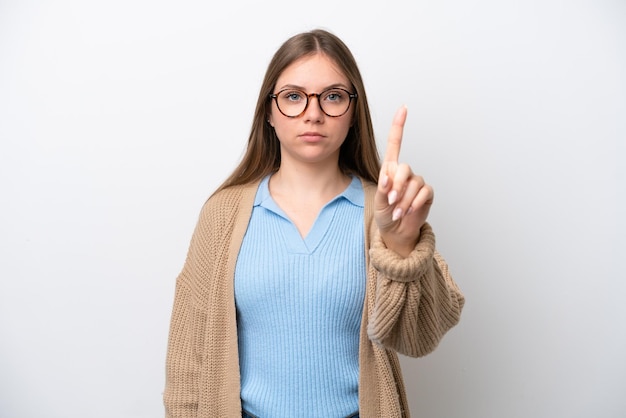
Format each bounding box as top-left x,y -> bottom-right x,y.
367,223 -> 465,357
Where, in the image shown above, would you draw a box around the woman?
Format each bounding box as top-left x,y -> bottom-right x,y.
164,29 -> 464,418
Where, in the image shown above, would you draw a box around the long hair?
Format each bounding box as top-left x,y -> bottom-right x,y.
214,29 -> 381,194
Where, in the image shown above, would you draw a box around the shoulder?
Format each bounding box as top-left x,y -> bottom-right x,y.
356,177 -> 379,242
206,182 -> 259,207
358,177 -> 377,207
198,181 -> 261,225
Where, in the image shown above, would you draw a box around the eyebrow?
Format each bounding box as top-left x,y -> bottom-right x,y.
276,83 -> 352,92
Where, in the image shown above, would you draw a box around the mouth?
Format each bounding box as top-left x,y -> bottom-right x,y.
299,132 -> 325,142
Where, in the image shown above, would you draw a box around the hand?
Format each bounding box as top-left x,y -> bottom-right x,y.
375,106 -> 434,257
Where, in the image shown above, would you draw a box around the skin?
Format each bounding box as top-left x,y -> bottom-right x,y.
375,106 -> 434,257
268,54 -> 353,171
269,53 -> 433,257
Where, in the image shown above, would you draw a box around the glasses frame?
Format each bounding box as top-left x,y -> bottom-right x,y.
269,88 -> 358,118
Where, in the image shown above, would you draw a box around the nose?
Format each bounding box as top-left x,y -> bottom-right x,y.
303,93 -> 324,122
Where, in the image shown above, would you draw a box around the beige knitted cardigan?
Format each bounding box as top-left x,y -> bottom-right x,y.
164,178 -> 464,418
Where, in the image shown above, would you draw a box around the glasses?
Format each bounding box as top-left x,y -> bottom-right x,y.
269,88 -> 357,118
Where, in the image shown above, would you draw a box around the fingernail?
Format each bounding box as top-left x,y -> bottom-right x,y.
381,174 -> 388,188
392,208 -> 403,221
406,206 -> 414,215
388,190 -> 397,205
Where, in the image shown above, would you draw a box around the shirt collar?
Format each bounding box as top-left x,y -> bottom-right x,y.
254,175 -> 364,208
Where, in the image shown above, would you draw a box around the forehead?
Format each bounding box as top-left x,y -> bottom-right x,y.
276,53 -> 349,90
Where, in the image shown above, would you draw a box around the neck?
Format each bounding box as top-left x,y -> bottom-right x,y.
270,161 -> 351,200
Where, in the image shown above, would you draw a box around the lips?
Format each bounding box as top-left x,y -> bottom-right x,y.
299,132 -> 325,142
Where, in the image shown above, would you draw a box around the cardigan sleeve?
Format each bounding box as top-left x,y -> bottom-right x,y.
163,278 -> 204,417
366,222 -> 465,357
163,206 -> 214,418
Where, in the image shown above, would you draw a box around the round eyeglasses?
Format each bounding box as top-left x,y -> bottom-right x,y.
269,88 -> 357,118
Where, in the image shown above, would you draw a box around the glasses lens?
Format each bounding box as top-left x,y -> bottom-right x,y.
319,89 -> 351,117
276,90 -> 307,117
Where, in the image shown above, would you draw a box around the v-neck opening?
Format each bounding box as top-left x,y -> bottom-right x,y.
254,176 -> 364,254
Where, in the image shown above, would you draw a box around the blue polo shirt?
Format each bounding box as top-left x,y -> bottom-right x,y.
235,175 -> 366,418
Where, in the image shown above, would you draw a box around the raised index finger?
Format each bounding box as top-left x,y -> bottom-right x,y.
384,105 -> 408,164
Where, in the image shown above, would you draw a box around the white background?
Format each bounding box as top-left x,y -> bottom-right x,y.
1,0 -> 624,417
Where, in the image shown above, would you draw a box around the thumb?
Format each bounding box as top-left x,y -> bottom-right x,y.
375,163 -> 394,211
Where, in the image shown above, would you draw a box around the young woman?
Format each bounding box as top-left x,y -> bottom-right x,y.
164,29 -> 464,418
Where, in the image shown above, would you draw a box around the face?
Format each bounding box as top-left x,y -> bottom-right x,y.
268,53 -> 354,168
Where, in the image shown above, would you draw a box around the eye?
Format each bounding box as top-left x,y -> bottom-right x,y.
281,90 -> 305,102
322,89 -> 345,103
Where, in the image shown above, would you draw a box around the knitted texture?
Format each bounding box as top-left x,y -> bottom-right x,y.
163,179 -> 465,418
368,224 -> 465,357
235,181 -> 365,416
